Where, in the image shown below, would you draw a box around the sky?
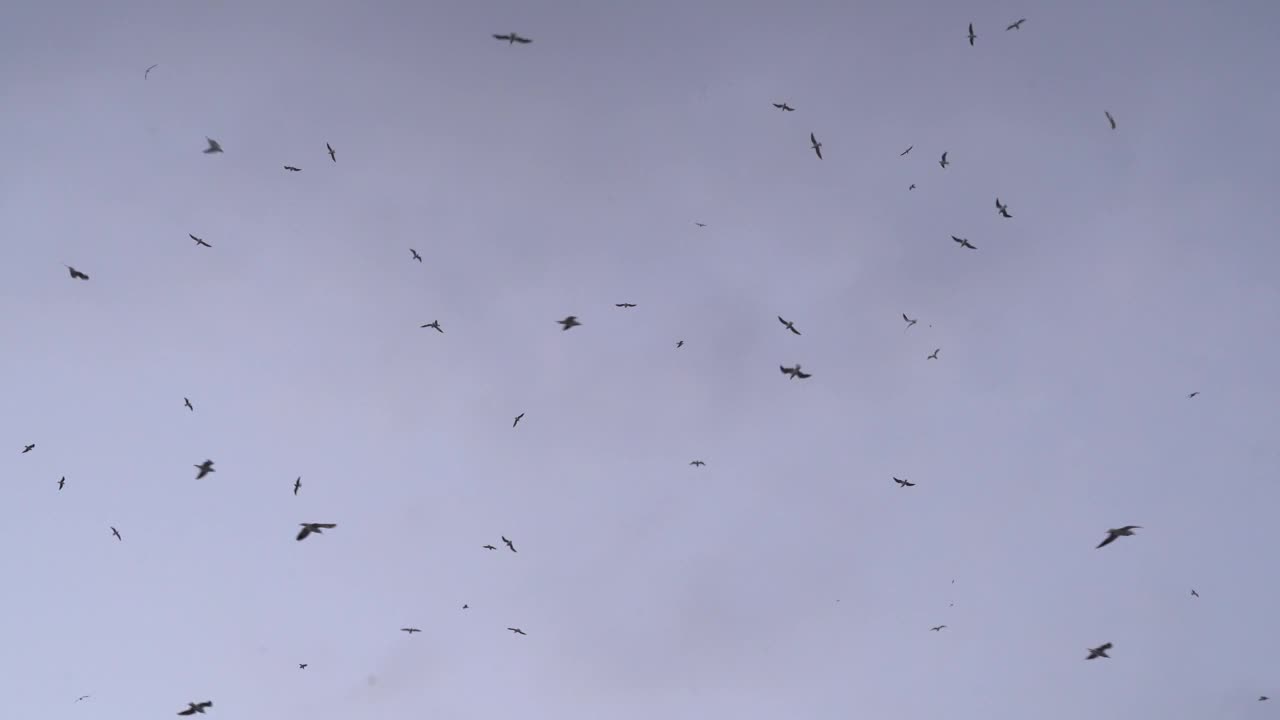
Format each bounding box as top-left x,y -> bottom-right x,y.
2,0 -> 1279,718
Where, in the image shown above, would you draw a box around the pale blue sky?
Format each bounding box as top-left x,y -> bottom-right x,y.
3,0 -> 1279,718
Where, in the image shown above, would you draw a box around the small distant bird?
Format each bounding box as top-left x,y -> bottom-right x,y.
1105,111 -> 1117,130
293,477 -> 301,496
1096,526 -> 1141,549
483,544 -> 497,550
1007,18 -> 1027,31
951,236 -> 976,250
21,444 -> 35,453
194,460 -> 215,479
908,184 -> 916,190
777,316 -> 801,335
894,477 -> 915,488
1085,642 -> 1113,660
203,138 -> 222,154
462,604 -> 469,609
410,249 -> 422,262
299,664 -> 307,669
421,320 -> 443,333
810,132 -> 823,159
76,695 -> 91,703
493,32 -> 532,44
1190,589 -> 1199,598
939,151 -> 950,168
689,460 -> 706,467
178,701 -> 214,715
144,64 -> 158,79
1188,391 -> 1200,398
1261,696 -> 1270,702
615,303 -> 636,308
66,266 -> 89,280
930,625 -> 946,632
283,165 -> 301,172
928,349 -> 940,360
296,523 -> 337,541
996,198 -> 1013,218
502,536 -> 517,553
694,222 -> 707,227
772,102 -> 795,112
326,143 -> 336,162
967,23 -> 976,45
400,627 -> 421,634
902,313 -> 917,331
900,145 -> 913,156
676,340 -> 684,348
184,397 -> 194,411
58,476 -> 65,490
780,364 -> 812,379
558,316 -> 581,331
507,627 -> 527,635
189,234 -> 211,248
513,413 -> 524,427
111,527 -> 122,541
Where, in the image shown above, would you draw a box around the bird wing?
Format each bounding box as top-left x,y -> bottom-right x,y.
1096,533 -> 1116,549
178,710 -> 195,716
493,34 -> 509,40
296,526 -> 312,541
515,37 -> 532,43
1105,112 -> 1116,128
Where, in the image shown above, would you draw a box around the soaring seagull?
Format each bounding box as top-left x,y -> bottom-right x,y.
326,143 -> 336,162
894,477 -> 915,488
777,316 -> 801,335
144,64 -> 158,79
1188,391 -> 1200,398
939,151 -> 949,168
930,625 -> 947,631
1085,642 -> 1113,660
410,248 -> 422,262
1105,111 -> 1117,130
493,32 -> 532,44
401,627 -> 421,634
615,302 -> 636,308
557,316 -> 581,330
189,234 -> 212,247
507,627 -> 527,635
194,460 -> 215,479
513,413 -> 524,428
810,132 -> 823,159
283,165 -> 301,172
780,364 -> 812,379
772,102 -> 795,112
1007,18 -> 1027,30
483,544 -> 497,550
177,701 -> 213,716
293,477 -> 302,496
58,476 -> 65,490
297,523 -> 337,541
902,313 -> 917,331
689,460 -> 706,467
66,265 -> 90,280
928,349 -> 940,360
184,397 -> 194,411
111,526 -> 122,541
421,320 -> 443,333
900,145 -> 913,156
203,138 -> 222,154
22,443 -> 35,453
951,236 -> 976,250
502,536 -> 517,553
1190,589 -> 1199,598
1096,526 -> 1141,549
967,23 -> 976,45
996,198 -> 1013,218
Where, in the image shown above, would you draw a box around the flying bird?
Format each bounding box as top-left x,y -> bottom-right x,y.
462,604 -> 469,609
1188,391 -> 1200,398
203,138 -> 222,154
76,695 -> 91,703
177,701 -> 213,716
21,443 -> 34,453
939,151 -> 949,168
694,222 -> 707,227
421,320 -> 443,333
483,544 -> 497,550
296,523 -> 337,541
326,143 -> 336,161
1261,696 -> 1270,702
809,132 -> 823,159
410,249 -> 422,262
967,23 -> 976,45
400,627 -> 421,634
772,102 -> 795,112
513,413 -> 524,427
299,664 -> 307,669
1096,526 -> 1141,549
996,198 -> 1013,218
675,340 -> 684,348
951,236 -> 976,250
65,265 -> 89,280
184,397 -> 194,411
902,313 -> 917,331
928,349 -> 940,360
615,302 -> 636,308
58,476 -> 65,490
283,165 -> 301,172
558,316 -> 581,331
894,477 -> 915,488
293,477 -> 302,496
780,364 -> 812,379
507,627 -> 527,635
930,625 -> 947,632
110,527 -> 122,541
908,184 -> 916,190
900,145 -> 913,156
689,460 -> 706,467
1085,642 -> 1113,660
194,460 -> 215,479
1105,111 -> 1117,130
1007,18 -> 1027,30
1190,589 -> 1199,597
777,316 -> 801,335
189,234 -> 212,247
493,32 -> 532,44
144,64 -> 158,79
502,536 -> 517,553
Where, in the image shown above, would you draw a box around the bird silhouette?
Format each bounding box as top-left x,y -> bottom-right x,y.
421,320 -> 443,333
1085,642 -> 1113,660
194,460 -> 215,479
1190,589 -> 1199,598
75,695 -> 91,703
58,476 -> 65,490
900,145 -> 913,156
967,23 -> 976,45
1096,526 -> 1141,549
939,151 -> 950,168
558,316 -> 581,330
189,234 -> 212,248
908,184 -> 916,190
928,349 -> 940,360
508,627 -> 527,635
65,266 -> 90,280
615,302 -> 636,308
110,527 -> 122,541
1188,391 -> 1200,398
144,64 -> 158,79
21,443 -> 35,453
772,102 -> 795,112
513,413 -> 524,427
675,340 -> 684,348
493,32 -> 532,44
902,313 -> 918,331
410,249 -> 422,262
400,627 -> 421,634
694,222 -> 707,227
1105,111 -> 1117,130
184,397 -> 194,411
810,132 -> 823,159
502,536 -> 517,553
326,143 -> 336,161
996,198 -> 1013,218
931,625 -> 947,631
689,460 -> 706,467
293,477 -> 302,496
1261,696 -> 1270,702
297,523 -> 337,541
777,316 -> 802,335
894,477 -> 916,488
780,364 -> 812,379
202,138 -> 222,154
298,664 -> 307,669
283,165 -> 301,172
483,544 -> 497,550
177,701 -> 213,716
951,236 -> 976,250
1007,18 -> 1027,30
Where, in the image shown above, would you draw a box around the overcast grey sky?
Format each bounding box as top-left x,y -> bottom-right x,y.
3,0 -> 1279,718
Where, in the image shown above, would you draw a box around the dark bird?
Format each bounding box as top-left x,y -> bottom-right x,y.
967,23 -> 976,45
939,151 -> 950,168
1096,525 -> 1141,549
410,249 -> 422,262
694,222 -> 707,227
189,234 -> 212,248
194,460 -> 215,479
22,443 -> 35,453
326,143 -> 336,162
558,316 -> 581,331
1105,111 -> 1117,130
780,364 -> 812,379
689,460 -> 706,467
203,138 -> 222,154
400,627 -> 421,634
902,313 -> 917,331
772,102 -> 795,112
675,340 -> 684,348
894,477 -> 915,488
76,695 -> 91,703
299,664 -> 307,669
615,302 -> 636,308
493,32 -> 532,44
908,184 -> 916,190
110,526 -> 122,541
996,198 -> 1013,218
144,64 -> 158,79
66,266 -> 89,280
507,627 -> 527,635
184,397 -> 194,411
810,132 -> 823,159
928,349 -> 940,360
296,523 -> 337,541
462,604 -> 469,609
777,316 -> 801,335
178,701 -> 213,716
951,236 -> 976,250
283,165 -> 301,172
293,477 -> 301,496
1188,391 -> 1200,398
1007,18 -> 1027,30
930,625 -> 947,631
58,476 -> 65,490
1085,642 -> 1113,660
1190,589 -> 1199,597
1261,696 -> 1270,702
900,145 -> 913,156
421,320 -> 443,333
483,544 -> 497,550
513,413 -> 524,428
502,536 -> 517,553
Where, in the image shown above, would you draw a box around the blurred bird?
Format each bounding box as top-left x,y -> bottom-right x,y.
144,64 -> 158,79
928,349 -> 940,360
951,236 -> 976,250
810,132 -> 823,159
493,32 -> 532,44
1188,391 -> 1200,398
939,151 -> 950,168
931,625 -> 946,631
502,536 -> 517,553
558,316 -> 581,330
421,320 -> 443,333
780,364 -> 812,379
483,545 -> 497,550
894,477 -> 916,488
194,460 -> 215,479
184,397 -> 194,411
513,413 -> 524,427
1085,642 -> 1113,660
1096,526 -> 1141,549
202,138 -> 222,154
22,444 -> 34,453
777,316 -> 802,335
410,249 -> 422,262
689,460 -> 706,467
111,527 -> 122,541
996,198 -> 1013,218
58,476 -> 65,490
189,234 -> 212,248
967,23 -> 976,45
401,627 -> 421,634
1105,111 -> 1117,129
178,701 -> 213,715
293,477 -> 301,496
900,145 -> 913,156
772,102 -> 795,112
283,165 -> 301,172
297,523 -> 337,541
902,313 -> 917,331
615,302 -> 636,308
508,627 -> 527,635
66,266 -> 90,280
326,143 -> 336,161
1007,18 -> 1027,30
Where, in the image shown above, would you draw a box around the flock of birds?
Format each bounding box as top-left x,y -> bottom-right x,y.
18,15 -> 1274,715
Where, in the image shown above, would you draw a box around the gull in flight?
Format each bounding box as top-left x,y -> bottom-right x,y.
558,316 -> 581,331
1096,525 -> 1141,549
513,413 -> 524,427
410,249 -> 422,262
421,320 -> 443,333
283,165 -> 301,172
401,627 -> 421,634
58,476 -> 65,490
902,313 -> 917,331
177,701 -> 213,716
293,477 -> 302,496
810,132 -> 823,159
1190,589 -> 1199,597
203,138 -> 223,154
951,236 -> 976,250
184,397 -> 194,411
689,460 -> 706,467
66,265 -> 90,280
615,302 -> 636,308
1105,111 -> 1117,130
1007,18 -> 1027,30
144,64 -> 158,79
1188,391 -> 1200,398
928,349 -> 940,360
894,477 -> 915,488
930,625 -> 947,632
299,664 -> 307,669
909,184 -> 916,190
1261,696 -> 1270,702
502,536 -> 517,553
483,544 -> 497,550
326,143 -> 336,162
900,145 -> 913,156
996,198 -> 1013,218
189,234 -> 212,248
694,222 -> 707,227
76,695 -> 91,703
493,32 -> 532,44
967,23 -> 976,46
194,460 -> 215,479
297,523 -> 337,541
508,627 -> 527,635
675,340 -> 684,348
777,316 -> 801,335
111,526 -> 122,541
939,151 -> 949,168
1085,642 -> 1113,660
772,102 -> 795,112
780,364 -> 812,380
22,443 -> 35,453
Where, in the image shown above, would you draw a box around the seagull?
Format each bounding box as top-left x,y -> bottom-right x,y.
939,151 -> 950,168
930,625 -> 947,632
110,527 -> 122,541
909,184 -> 916,190
507,627 -> 527,635
493,32 -> 532,44
513,413 -> 524,427
689,460 -> 706,467
144,64 -> 158,79
996,198 -> 1013,218
421,320 -> 443,333
951,236 -> 976,250
76,695 -> 91,703
203,138 -> 223,154
967,23 -> 976,45
283,165 -> 301,172
675,340 -> 684,348
894,477 -> 915,488
900,145 -> 913,156
502,536 -> 517,553
189,234 -> 212,247
694,222 -> 707,227
296,523 -> 337,541
483,544 -> 497,550
558,316 -> 581,331
194,460 -> 215,479
1096,526 -> 1141,549
1188,391 -> 1200,398
902,313 -> 917,331
462,604 -> 469,609
400,627 -> 421,634
1085,642 -> 1113,660
928,349 -> 940,360
21,444 -> 34,453
184,397 -> 194,411
299,664 -> 308,669
810,132 -> 823,159
65,265 -> 90,280
772,102 -> 795,112
1261,696 -> 1270,702
1190,589 -> 1199,597
1007,18 -> 1027,30
293,477 -> 302,496
410,249 -> 422,262
1105,111 -> 1117,130
178,702 -> 213,716
777,316 -> 801,335
58,476 -> 65,490
326,143 -> 336,161
615,302 -> 636,308
780,364 -> 812,379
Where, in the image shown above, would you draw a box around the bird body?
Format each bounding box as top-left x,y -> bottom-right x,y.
930,625 -> 946,631
189,234 -> 212,248
22,443 -> 35,453
927,349 -> 940,360
326,143 -> 336,161
502,536 -> 517,553
951,236 -> 976,250
421,320 -> 443,333
508,627 -> 527,635
939,151 -> 949,168
996,198 -> 1013,218
513,413 -> 524,427
967,23 -> 976,45
184,397 -> 194,411
66,266 -> 90,280
894,477 -> 915,487
58,476 -> 65,490
902,313 -> 917,330
1007,18 -> 1027,30
293,477 -> 301,496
